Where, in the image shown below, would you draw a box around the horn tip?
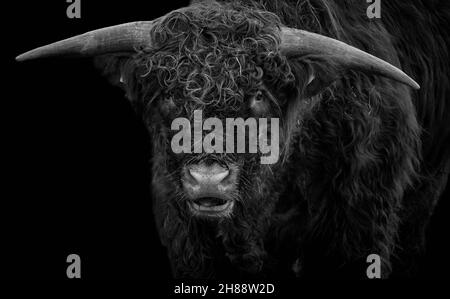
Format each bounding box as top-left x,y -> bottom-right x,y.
15,53 -> 27,62
16,51 -> 36,62
412,81 -> 420,90
406,76 -> 420,90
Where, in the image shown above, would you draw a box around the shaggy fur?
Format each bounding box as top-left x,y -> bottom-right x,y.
96,0 -> 450,278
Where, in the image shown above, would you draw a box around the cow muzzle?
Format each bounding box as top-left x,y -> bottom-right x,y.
182,162 -> 238,217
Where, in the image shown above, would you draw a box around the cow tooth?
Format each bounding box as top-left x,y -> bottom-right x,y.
211,202 -> 226,211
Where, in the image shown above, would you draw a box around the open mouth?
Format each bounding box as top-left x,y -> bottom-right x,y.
188,197 -> 234,216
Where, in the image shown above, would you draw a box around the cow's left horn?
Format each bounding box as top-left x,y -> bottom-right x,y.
280,27 -> 420,89
16,21 -> 157,62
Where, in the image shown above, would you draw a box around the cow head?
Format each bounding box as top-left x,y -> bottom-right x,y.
16,1 -> 419,220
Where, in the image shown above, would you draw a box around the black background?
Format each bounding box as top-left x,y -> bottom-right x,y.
2,0 -> 449,286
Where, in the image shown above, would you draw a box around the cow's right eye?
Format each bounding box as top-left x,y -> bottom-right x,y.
164,96 -> 174,105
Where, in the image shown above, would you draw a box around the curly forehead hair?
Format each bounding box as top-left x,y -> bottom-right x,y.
134,1 -> 295,115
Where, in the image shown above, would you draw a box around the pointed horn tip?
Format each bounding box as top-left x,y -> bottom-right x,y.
16,50 -> 38,62
404,75 -> 420,90
401,70 -> 420,89
16,53 -> 27,62
411,80 -> 420,90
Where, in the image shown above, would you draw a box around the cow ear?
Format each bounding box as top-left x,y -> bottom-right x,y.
94,54 -> 134,96
302,64 -> 339,98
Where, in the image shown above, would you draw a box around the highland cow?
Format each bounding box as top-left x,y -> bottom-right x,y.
16,0 -> 450,279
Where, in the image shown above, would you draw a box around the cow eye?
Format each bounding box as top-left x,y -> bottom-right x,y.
166,95 -> 178,105
250,90 -> 268,113
160,95 -> 177,115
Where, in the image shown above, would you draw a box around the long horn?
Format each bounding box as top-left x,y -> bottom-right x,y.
16,21 -> 157,62
280,27 -> 420,89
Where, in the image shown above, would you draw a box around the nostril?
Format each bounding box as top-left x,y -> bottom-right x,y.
215,169 -> 229,182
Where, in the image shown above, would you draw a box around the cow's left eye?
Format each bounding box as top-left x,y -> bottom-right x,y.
160,95 -> 177,116
250,90 -> 268,114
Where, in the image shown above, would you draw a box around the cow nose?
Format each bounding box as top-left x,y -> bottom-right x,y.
183,163 -> 235,198
189,165 -> 229,186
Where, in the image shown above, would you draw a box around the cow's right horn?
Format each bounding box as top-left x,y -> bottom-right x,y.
16,21 -> 157,62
